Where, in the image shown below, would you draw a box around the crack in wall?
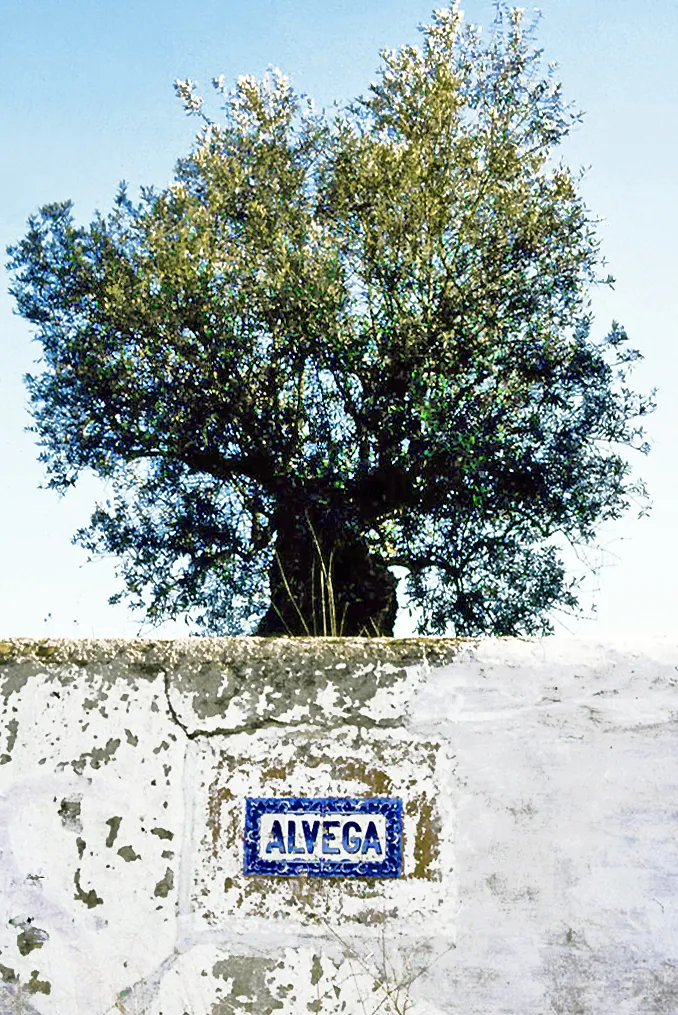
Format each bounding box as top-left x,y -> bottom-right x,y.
162,669 -> 419,742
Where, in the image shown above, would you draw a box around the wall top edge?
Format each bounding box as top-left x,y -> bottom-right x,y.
1,634 -> 676,669
0,636 -> 466,681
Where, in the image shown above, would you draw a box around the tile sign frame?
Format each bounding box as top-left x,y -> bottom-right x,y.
243,796 -> 403,878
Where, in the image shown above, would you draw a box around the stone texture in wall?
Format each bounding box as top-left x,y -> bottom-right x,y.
0,637 -> 676,1014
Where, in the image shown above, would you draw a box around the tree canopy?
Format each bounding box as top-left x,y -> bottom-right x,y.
7,3 -> 653,637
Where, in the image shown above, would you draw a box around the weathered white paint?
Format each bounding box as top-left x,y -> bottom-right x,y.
0,637 -> 676,1014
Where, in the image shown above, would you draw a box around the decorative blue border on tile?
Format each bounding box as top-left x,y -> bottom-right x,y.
243,797 -> 403,878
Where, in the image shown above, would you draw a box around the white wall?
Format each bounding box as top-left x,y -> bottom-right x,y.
0,637 -> 676,1014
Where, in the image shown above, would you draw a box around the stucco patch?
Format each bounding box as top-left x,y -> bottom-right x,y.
154,868 -> 175,898
73,869 -> 103,908
57,797 -> 82,831
105,815 -> 122,847
15,924 -> 49,957
117,845 -> 141,862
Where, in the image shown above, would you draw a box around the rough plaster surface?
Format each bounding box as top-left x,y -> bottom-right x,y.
0,637 -> 676,1014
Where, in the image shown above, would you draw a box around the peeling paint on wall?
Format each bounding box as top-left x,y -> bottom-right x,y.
0,637 -> 677,1013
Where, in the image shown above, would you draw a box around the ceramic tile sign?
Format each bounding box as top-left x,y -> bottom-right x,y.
243,797 -> 403,877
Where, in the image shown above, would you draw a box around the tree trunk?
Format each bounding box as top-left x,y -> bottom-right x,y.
255,500 -> 397,637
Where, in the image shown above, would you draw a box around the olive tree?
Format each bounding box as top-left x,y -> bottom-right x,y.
7,4 -> 652,637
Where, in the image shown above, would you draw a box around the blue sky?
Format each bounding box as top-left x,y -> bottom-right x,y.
1,0 -> 676,639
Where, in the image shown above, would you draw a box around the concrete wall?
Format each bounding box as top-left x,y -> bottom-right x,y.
0,636 -> 676,1015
